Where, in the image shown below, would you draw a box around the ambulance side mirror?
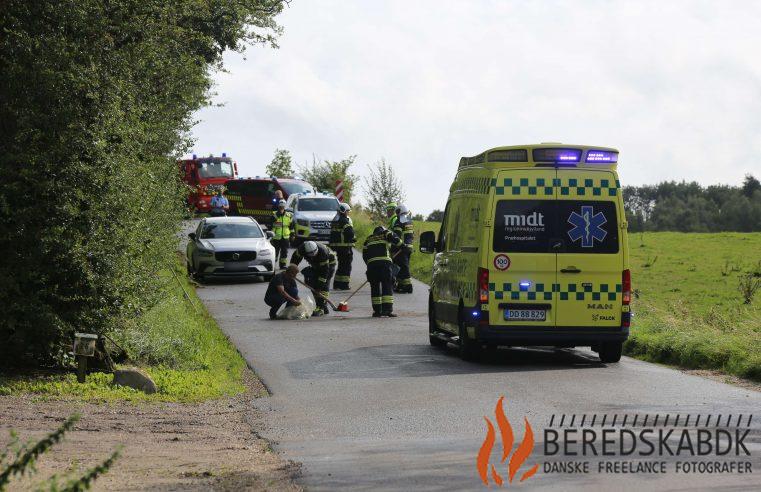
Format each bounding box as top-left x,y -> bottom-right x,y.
419,231 -> 436,254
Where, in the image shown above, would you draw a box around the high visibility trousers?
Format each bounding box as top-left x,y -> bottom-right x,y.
271,238 -> 290,269
394,248 -> 412,292
308,265 -> 335,313
333,247 -> 353,289
367,262 -> 393,315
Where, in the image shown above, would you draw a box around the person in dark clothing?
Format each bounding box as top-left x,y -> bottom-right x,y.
392,204 -> 415,293
264,265 -> 301,319
290,241 -> 337,316
329,203 -> 356,290
362,226 -> 403,317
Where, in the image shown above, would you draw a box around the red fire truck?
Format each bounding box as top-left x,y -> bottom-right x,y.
179,153 -> 239,213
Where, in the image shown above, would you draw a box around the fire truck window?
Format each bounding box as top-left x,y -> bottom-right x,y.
198,160 -> 234,178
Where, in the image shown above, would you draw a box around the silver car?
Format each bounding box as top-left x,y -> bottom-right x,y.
186,216 -> 276,281
286,192 -> 341,246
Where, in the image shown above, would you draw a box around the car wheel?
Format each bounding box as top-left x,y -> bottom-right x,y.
598,341 -> 623,363
458,306 -> 481,361
428,296 -> 447,348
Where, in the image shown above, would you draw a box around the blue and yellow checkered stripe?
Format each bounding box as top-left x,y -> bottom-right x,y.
488,282 -> 623,301
556,178 -> 620,197
491,177 -> 554,196
489,178 -> 620,197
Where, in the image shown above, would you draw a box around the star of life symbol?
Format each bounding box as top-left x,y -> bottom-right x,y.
567,205 -> 607,247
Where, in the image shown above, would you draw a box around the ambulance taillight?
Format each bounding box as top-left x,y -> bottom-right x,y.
478,267 -> 489,304
622,269 -> 632,328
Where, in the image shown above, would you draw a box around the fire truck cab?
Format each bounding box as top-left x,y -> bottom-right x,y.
179,154 -> 239,213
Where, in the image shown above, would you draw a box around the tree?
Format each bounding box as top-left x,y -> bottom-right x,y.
363,159 -> 406,221
426,209 -> 445,222
0,0 -> 285,366
298,155 -> 358,203
265,148 -> 293,177
742,174 -> 761,198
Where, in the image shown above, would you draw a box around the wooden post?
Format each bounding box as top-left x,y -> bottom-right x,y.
76,355 -> 88,383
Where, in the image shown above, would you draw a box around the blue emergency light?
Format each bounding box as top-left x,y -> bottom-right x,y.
585,150 -> 618,163
532,148 -> 582,163
519,281 -> 531,291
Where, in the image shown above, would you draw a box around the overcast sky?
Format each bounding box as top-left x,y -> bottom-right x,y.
189,0 -> 761,214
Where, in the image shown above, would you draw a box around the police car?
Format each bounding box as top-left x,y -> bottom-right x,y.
285,192 -> 341,246
419,144 -> 631,363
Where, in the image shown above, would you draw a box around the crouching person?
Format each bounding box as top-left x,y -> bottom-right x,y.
362,226 -> 402,317
264,265 -> 301,319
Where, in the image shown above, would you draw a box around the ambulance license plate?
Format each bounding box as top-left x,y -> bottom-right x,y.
504,309 -> 546,321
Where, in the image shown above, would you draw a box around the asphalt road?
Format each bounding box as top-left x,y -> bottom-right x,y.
192,239 -> 761,491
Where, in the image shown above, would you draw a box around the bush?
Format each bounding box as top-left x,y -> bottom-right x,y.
0,1 -> 284,367
298,155 -> 359,203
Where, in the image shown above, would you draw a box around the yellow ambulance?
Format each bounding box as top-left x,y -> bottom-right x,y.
419,144 -> 631,362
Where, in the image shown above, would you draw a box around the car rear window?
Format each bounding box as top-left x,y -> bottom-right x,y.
493,200 -> 618,253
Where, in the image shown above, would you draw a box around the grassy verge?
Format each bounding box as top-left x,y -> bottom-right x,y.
353,213 -> 761,380
625,232 -> 761,380
0,259 -> 247,402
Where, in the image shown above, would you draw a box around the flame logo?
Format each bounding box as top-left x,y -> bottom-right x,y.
476,396 -> 538,487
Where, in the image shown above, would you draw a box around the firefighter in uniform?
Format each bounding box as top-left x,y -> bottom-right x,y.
329,203 -> 355,290
362,226 -> 403,317
271,199 -> 293,270
290,241 -> 337,316
392,204 -> 415,293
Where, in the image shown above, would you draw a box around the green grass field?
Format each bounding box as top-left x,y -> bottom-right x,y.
0,260 -> 248,402
354,214 -> 761,380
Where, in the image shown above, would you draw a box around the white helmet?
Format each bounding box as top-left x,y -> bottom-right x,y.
303,241 -> 318,257
338,203 -> 351,213
396,204 -> 409,215
278,199 -> 287,207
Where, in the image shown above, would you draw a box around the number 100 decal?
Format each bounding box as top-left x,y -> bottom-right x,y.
494,254 -> 511,271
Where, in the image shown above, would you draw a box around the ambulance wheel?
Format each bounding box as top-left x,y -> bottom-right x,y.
598,341 -> 623,363
428,296 -> 446,348
458,307 -> 481,361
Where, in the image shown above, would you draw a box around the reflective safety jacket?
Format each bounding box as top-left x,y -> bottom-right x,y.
363,230 -> 402,264
388,215 -> 398,231
290,242 -> 337,271
271,211 -> 294,240
393,217 -> 414,250
329,214 -> 355,248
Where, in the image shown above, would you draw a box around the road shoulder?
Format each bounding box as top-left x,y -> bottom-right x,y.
0,367 -> 301,491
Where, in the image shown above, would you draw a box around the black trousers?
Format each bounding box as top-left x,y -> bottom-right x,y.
304,265 -> 335,312
264,284 -> 299,319
367,262 -> 393,314
333,247 -> 353,289
394,248 -> 412,291
271,238 -> 289,269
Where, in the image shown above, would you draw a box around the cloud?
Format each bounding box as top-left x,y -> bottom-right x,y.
191,0 -> 761,213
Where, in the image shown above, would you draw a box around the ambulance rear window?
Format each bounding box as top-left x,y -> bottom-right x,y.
493,200 -> 619,253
